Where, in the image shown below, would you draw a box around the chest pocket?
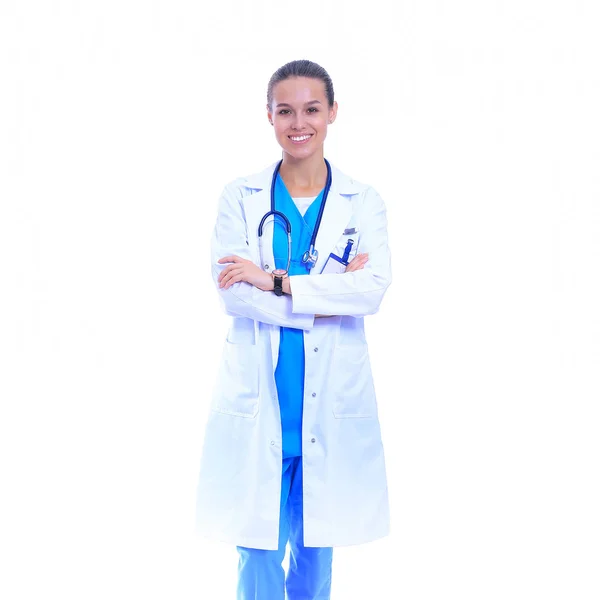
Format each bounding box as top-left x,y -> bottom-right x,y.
333,230 -> 360,265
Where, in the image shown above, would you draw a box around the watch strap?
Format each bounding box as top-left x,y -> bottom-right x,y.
273,275 -> 283,296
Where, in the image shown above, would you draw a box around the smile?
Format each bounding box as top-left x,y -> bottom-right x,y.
288,134 -> 313,144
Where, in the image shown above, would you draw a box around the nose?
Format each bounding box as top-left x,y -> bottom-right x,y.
291,114 -> 307,130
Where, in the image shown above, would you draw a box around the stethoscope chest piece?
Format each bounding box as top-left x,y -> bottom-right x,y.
302,246 -> 319,268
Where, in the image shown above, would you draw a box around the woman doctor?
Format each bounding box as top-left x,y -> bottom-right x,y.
195,59 -> 392,600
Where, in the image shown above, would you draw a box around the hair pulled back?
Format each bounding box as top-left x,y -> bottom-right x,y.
267,59 -> 334,109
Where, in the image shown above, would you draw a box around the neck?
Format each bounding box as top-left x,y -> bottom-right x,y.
279,151 -> 327,190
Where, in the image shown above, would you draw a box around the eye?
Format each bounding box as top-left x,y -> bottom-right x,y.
278,109 -> 290,115
308,107 -> 318,113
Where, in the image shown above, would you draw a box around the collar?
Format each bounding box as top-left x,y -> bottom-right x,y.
240,160 -> 365,196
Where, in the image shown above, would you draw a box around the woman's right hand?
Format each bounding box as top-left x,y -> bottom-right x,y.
344,253 -> 368,273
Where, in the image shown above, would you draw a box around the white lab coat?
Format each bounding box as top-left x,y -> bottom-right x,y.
195,160 -> 392,550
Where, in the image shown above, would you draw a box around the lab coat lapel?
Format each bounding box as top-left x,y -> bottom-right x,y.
311,165 -> 355,275
241,162 -> 278,272
240,162 -> 281,368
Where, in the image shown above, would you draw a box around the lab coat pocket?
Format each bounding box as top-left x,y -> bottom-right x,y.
212,340 -> 259,418
331,343 -> 376,419
333,232 -> 359,265
226,317 -> 256,344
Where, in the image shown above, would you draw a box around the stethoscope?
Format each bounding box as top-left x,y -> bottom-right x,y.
258,158 -> 332,272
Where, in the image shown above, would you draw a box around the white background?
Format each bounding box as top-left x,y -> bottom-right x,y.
1,1 -> 599,599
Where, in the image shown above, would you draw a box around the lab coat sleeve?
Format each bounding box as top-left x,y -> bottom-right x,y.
211,182 -> 316,330
288,186 -> 392,316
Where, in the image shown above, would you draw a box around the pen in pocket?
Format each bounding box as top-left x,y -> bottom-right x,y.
342,238 -> 354,264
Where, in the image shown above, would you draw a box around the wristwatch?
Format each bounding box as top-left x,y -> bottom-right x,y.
271,268 -> 288,296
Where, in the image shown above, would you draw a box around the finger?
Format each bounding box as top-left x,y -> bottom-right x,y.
218,264 -> 237,282
219,261 -> 249,282
347,256 -> 368,269
223,272 -> 245,289
218,255 -> 244,264
348,253 -> 368,264
222,268 -> 243,287
220,266 -> 244,288
345,255 -> 369,272
345,263 -> 365,273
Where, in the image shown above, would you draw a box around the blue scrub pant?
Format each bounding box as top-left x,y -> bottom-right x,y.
236,456 -> 333,600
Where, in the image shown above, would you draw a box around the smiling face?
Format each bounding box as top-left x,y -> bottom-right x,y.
267,76 -> 337,160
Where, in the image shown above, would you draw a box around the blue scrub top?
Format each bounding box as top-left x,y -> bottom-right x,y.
272,174 -> 324,458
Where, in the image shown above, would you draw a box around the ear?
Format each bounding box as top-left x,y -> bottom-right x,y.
266,104 -> 273,125
329,100 -> 338,124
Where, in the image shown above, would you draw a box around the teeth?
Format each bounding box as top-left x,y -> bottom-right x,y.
290,135 -> 311,141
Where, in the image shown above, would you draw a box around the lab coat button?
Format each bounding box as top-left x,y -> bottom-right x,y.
311,438 -> 316,443
313,347 -> 318,352
264,264 -> 270,270
312,392 -> 316,397
270,441 -> 275,446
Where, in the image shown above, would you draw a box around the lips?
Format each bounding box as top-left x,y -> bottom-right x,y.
288,134 -> 313,144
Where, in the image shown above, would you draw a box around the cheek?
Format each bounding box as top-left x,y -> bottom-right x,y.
274,124 -> 288,138
311,116 -> 328,131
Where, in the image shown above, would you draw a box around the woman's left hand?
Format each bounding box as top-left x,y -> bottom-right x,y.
218,256 -> 273,291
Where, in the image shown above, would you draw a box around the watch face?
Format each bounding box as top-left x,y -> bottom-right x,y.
272,269 -> 287,276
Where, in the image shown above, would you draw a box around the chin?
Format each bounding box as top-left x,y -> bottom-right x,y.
282,142 -> 322,159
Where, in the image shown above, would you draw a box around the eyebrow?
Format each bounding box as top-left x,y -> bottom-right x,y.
275,100 -> 322,108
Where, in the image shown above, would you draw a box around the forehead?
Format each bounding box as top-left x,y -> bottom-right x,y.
272,76 -> 327,104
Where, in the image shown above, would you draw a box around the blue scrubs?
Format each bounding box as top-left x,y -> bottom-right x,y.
237,457 -> 333,600
273,174 -> 324,459
236,173 -> 334,599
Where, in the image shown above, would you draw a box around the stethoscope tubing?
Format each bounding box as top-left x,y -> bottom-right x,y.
257,158 -> 332,271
